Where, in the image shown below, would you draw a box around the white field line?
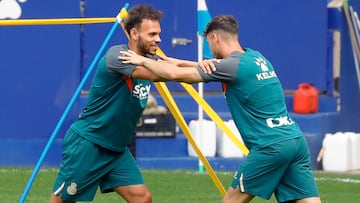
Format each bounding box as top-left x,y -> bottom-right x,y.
183,171 -> 360,184
0,168 -> 58,173
176,171 -> 360,184
1,168 -> 360,184
315,177 -> 360,184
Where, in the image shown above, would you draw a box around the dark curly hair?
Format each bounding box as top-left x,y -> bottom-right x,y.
123,5 -> 163,35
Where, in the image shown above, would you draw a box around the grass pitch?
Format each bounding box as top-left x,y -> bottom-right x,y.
1,168 -> 359,202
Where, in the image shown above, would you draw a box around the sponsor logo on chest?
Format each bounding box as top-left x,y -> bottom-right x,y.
133,84 -> 151,99
266,116 -> 294,128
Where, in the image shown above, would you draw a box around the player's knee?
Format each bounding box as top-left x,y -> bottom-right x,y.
142,190 -> 152,203
295,197 -> 321,203
132,189 -> 152,203
222,187 -> 253,203
115,184 -> 152,203
128,187 -> 152,203
222,191 -> 239,203
49,193 -> 74,203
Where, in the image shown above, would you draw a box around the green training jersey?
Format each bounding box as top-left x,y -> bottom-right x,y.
71,45 -> 155,152
197,48 -> 302,150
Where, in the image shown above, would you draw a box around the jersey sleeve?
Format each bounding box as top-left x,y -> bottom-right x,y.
106,45 -> 136,77
196,52 -> 241,83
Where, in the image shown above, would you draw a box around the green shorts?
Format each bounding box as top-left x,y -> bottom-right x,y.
231,136 -> 319,202
53,129 -> 143,202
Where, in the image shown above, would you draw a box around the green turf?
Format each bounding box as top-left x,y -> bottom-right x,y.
1,168 -> 359,202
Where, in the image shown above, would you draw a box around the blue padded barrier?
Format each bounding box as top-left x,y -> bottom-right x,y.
0,139 -> 63,167
0,0 -> 80,139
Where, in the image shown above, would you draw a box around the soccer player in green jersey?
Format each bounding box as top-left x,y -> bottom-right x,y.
49,5 -> 200,203
120,15 -> 321,203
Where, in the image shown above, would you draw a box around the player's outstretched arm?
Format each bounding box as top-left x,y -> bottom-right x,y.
119,50 -> 207,83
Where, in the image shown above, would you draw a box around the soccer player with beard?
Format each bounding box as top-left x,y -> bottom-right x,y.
49,5 -> 200,203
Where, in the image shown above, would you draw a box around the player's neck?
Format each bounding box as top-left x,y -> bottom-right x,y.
222,42 -> 244,57
127,42 -> 145,56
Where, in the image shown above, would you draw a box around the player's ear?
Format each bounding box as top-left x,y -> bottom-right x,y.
208,32 -> 216,41
130,28 -> 139,41
213,33 -> 219,41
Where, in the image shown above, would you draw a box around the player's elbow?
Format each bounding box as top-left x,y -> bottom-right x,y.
147,71 -> 175,82
148,74 -> 163,82
157,69 -> 179,81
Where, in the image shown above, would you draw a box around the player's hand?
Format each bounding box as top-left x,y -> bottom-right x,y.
119,50 -> 145,65
198,59 -> 219,74
156,54 -> 170,62
157,55 -> 183,65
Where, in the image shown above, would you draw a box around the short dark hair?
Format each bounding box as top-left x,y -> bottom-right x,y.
123,5 -> 163,35
203,15 -> 238,36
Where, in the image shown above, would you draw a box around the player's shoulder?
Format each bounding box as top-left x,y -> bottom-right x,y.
218,51 -> 242,67
243,48 -> 265,58
108,44 -> 128,54
105,44 -> 127,61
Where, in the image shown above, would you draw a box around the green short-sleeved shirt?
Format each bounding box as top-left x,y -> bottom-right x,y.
71,45 -> 157,152
197,48 -> 302,150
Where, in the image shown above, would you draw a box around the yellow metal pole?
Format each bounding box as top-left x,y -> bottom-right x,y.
154,82 -> 226,196
180,83 -> 249,155
0,18 -> 115,26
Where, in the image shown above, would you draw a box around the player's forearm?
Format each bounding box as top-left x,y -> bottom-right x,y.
167,57 -> 198,67
142,58 -> 176,80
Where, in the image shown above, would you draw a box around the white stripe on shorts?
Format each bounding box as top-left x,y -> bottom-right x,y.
54,182 -> 65,196
239,173 -> 245,192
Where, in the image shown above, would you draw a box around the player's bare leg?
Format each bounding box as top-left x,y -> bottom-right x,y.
222,186 -> 254,203
49,193 -> 74,203
296,197 -> 321,203
114,184 -> 152,203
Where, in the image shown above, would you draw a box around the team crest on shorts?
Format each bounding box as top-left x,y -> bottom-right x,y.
67,182 -> 78,196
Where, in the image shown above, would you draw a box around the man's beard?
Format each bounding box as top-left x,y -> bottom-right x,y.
137,37 -> 151,55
